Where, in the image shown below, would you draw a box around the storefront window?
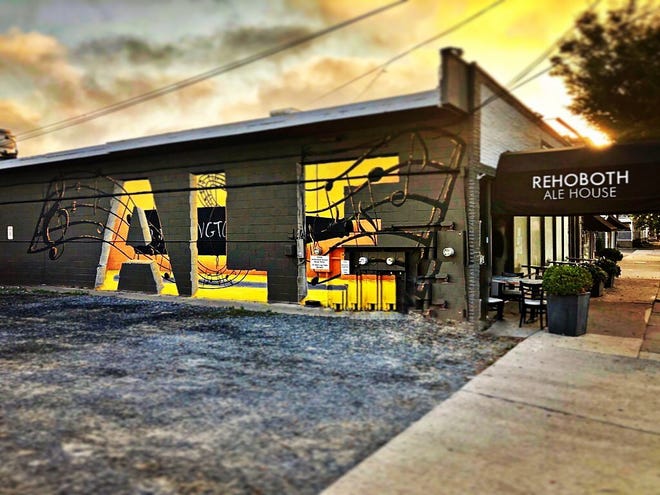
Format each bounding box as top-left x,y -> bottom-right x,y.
513,217 -> 528,273
563,217 -> 570,260
544,216 -> 554,263
530,217 -> 542,266
555,217 -> 564,261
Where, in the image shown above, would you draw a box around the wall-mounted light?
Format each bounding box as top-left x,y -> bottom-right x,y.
385,257 -> 395,266
358,256 -> 369,265
442,247 -> 455,257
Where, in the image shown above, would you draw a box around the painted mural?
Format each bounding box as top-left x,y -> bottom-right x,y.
99,174 -> 268,302
26,128 -> 464,311
302,130 -> 464,311
27,176 -> 127,261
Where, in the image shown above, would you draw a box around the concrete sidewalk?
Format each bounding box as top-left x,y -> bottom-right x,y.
322,251 -> 660,495
321,332 -> 660,495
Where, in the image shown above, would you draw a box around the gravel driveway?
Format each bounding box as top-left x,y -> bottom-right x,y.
0,288 -> 519,495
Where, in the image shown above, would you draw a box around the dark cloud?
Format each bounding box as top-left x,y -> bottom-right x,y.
74,36 -> 179,65
221,25 -> 313,53
72,22 -> 314,70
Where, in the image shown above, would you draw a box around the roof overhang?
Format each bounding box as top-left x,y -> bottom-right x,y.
493,141 -> 660,215
605,215 -> 629,230
0,89 -> 460,174
582,215 -> 616,232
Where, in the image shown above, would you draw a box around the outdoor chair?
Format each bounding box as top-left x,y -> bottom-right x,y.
487,296 -> 504,320
518,280 -> 546,329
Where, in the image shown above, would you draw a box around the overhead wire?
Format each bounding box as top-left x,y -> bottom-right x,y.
475,0 -> 602,114
305,0 -> 507,107
310,0 -> 603,119
0,167 -> 460,207
15,0 -> 408,142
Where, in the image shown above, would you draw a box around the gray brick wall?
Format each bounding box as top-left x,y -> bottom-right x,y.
225,160 -> 299,303
479,84 -> 566,168
149,172 -> 198,296
0,178 -> 111,288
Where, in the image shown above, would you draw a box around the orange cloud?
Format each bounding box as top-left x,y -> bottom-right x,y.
0,100 -> 41,131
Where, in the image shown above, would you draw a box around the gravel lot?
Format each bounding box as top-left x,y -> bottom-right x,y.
0,288 -> 519,495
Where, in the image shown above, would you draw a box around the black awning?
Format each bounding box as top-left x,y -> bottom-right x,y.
493,141 -> 660,215
606,215 -> 630,231
582,215 -> 616,232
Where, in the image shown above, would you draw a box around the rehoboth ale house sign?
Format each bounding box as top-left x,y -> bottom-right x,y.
493,141 -> 660,216
532,169 -> 629,201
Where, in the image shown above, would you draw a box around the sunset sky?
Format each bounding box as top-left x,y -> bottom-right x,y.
0,0 -> 633,157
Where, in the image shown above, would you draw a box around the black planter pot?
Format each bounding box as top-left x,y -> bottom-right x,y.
590,280 -> 604,297
547,293 -> 590,337
605,273 -> 616,288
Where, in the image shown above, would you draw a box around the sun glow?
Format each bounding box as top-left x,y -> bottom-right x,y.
546,116 -> 612,148
580,127 -> 612,148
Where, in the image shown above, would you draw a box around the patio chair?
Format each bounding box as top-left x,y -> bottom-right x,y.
487,296 -> 504,320
518,280 -> 546,329
534,266 -> 547,280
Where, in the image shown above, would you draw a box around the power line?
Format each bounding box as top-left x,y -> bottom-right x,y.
472,65 -> 552,114
308,0 -> 601,122
0,167 -> 459,207
471,0 -> 603,117
505,0 -> 602,88
15,0 -> 408,143
305,0 -> 506,107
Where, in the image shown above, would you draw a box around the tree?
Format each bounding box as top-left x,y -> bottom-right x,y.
550,1 -> 660,142
630,213 -> 660,235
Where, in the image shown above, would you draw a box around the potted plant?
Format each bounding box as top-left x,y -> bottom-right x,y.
582,263 -> 608,297
542,264 -> 593,336
596,258 -> 621,288
596,247 -> 623,262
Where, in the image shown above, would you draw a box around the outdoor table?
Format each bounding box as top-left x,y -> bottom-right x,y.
491,275 -> 522,297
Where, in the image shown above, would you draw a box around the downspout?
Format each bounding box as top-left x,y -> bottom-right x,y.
296,160 -> 308,301
464,62 -> 482,328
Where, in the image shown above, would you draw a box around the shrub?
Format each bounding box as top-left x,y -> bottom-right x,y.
542,264 -> 593,296
596,247 -> 623,262
596,258 -> 621,278
582,263 -> 608,284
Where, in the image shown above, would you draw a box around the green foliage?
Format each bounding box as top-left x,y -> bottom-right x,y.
542,264 -> 593,296
596,258 -> 622,278
582,263 -> 608,284
630,213 -> 660,234
595,247 -> 623,262
550,1 -> 660,142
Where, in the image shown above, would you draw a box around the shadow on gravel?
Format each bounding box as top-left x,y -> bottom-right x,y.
0,288 -> 520,495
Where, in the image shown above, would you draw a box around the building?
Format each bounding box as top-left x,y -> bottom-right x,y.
0,48 -> 580,324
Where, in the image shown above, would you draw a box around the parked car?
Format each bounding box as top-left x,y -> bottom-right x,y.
0,129 -> 17,159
